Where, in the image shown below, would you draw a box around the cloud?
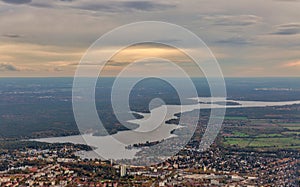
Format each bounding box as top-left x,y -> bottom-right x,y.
29,2 -> 54,8
0,63 -> 20,71
71,60 -> 131,67
1,0 -> 54,8
121,1 -> 175,11
271,23 -> 300,35
69,3 -> 118,12
273,0 -> 300,2
2,34 -> 22,38
1,0 -> 31,4
216,36 -> 252,45
8,0 -> 175,12
53,67 -> 64,72
282,60 -> 300,67
202,15 -> 262,26
105,60 -> 130,67
70,1 -> 176,12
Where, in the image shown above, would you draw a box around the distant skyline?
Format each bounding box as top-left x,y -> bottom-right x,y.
0,0 -> 300,77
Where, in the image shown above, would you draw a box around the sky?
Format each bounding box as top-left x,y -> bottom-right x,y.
0,0 -> 300,77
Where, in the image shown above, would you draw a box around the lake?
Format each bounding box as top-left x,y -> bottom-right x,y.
33,97 -> 300,161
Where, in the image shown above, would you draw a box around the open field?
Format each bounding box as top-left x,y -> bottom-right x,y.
278,123 -> 300,130
283,131 -> 300,135
222,116 -> 300,150
284,126 -> 300,130
224,136 -> 300,149
224,116 -> 248,120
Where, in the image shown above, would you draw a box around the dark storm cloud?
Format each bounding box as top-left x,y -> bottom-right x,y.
1,0 -> 31,4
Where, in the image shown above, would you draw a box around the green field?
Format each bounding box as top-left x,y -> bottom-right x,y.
278,123 -> 300,126
232,131 -> 249,137
283,131 -> 300,135
225,116 -> 248,120
223,138 -> 252,147
223,120 -> 300,149
256,133 -> 283,137
284,126 -> 300,130
224,137 -> 300,148
248,137 -> 300,148
278,123 -> 300,129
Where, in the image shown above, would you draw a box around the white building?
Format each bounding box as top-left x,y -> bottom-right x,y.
120,165 -> 127,177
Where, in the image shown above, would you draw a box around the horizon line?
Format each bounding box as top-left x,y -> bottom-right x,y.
0,76 -> 300,79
